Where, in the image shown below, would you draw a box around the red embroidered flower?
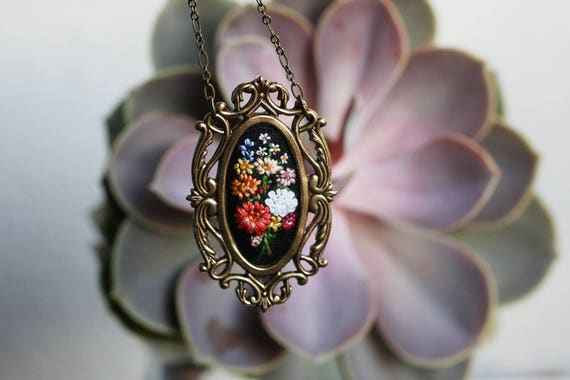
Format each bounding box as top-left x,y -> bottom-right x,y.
235,201 -> 272,235
282,213 -> 296,230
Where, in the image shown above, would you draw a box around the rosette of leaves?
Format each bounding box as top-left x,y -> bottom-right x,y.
93,0 -> 556,379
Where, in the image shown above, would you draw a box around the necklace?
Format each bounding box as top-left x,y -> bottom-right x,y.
187,0 -> 336,311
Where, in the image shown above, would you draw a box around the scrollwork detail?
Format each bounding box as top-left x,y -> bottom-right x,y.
190,77 -> 336,311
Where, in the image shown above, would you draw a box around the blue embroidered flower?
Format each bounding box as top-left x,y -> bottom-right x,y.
241,139 -> 254,149
239,139 -> 255,160
241,149 -> 255,160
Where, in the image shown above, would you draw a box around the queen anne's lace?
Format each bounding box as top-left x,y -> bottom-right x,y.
265,188 -> 298,217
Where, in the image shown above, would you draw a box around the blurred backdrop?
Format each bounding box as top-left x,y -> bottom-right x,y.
0,0 -> 568,379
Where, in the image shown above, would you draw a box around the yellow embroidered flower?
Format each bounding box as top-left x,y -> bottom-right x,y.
234,158 -> 254,175
268,216 -> 282,232
231,174 -> 261,200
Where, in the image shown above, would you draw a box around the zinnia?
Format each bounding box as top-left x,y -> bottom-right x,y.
230,173 -> 260,200
234,201 -> 272,235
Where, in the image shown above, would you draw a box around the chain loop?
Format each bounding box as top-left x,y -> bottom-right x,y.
188,0 -> 216,112
254,0 -> 306,105
188,0 -> 307,111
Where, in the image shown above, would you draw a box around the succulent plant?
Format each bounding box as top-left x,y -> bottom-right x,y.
95,0 -> 556,378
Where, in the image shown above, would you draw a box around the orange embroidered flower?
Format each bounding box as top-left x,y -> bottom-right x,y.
231,174 -> 261,200
235,201 -> 272,235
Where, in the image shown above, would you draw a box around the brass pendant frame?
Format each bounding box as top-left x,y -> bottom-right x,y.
189,77 -> 336,311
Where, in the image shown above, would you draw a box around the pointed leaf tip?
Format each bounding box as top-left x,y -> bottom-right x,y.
177,264 -> 285,373
349,214 -> 494,366
261,211 -> 376,361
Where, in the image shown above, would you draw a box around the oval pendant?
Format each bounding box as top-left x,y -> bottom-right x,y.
189,77 -> 336,311
219,116 -> 308,275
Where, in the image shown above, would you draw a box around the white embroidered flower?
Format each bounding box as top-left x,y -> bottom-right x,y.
250,235 -> 263,247
265,188 -> 298,217
277,168 -> 296,187
280,153 -> 289,164
255,157 -> 282,176
259,133 -> 271,144
269,143 -> 281,154
256,147 -> 267,156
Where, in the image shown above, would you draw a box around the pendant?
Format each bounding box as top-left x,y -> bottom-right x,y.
188,77 -> 336,311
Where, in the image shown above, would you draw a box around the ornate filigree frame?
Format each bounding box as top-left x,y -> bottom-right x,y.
189,77 -> 336,311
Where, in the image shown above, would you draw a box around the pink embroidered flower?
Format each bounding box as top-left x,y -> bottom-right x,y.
250,235 -> 263,247
277,168 -> 296,187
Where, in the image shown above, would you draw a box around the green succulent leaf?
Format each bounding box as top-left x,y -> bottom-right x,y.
454,197 -> 556,303
109,220 -> 198,336
341,333 -> 470,380
151,0 -> 239,70
391,0 -> 436,49
262,354 -> 345,380
105,100 -> 127,146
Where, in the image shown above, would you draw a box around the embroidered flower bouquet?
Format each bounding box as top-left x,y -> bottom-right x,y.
231,133 -> 298,263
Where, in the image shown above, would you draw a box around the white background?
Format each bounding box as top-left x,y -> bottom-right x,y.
0,0 -> 568,379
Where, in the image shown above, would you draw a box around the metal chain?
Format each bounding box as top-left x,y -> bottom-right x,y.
187,0 -> 307,110
254,0 -> 306,106
188,0 -> 216,111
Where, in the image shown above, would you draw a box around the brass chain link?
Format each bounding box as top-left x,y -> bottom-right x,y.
254,0 -> 306,105
188,0 -> 217,111
187,0 -> 307,111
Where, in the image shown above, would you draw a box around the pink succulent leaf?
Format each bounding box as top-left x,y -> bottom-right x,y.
391,0 -> 436,49
342,48 -> 494,164
314,0 -> 408,145
151,0 -> 237,70
216,37 -> 291,103
109,114 -> 195,234
150,135 -> 198,213
176,263 -> 286,374
110,220 -> 197,336
342,332 -> 470,379
338,134 -> 500,230
455,197 -> 556,304
261,354 -> 344,380
473,123 -> 538,225
347,213 -> 494,366
125,67 -> 210,123
216,4 -> 316,104
274,0 -> 333,24
262,210 -> 377,361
